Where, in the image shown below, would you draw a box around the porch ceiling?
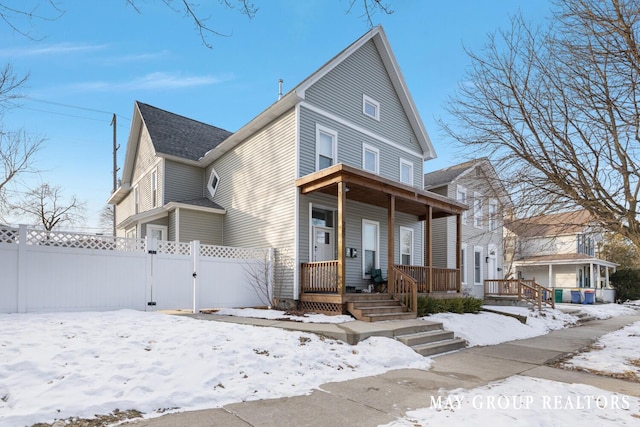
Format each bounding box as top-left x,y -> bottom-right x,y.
296,163 -> 467,219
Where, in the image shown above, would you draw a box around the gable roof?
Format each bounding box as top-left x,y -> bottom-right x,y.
506,210 -> 592,238
423,158 -> 489,189
137,102 -> 232,162
201,25 -> 435,165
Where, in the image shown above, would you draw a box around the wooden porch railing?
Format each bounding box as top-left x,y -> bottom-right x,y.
300,261 -> 338,293
389,265 -> 418,313
393,265 -> 461,293
484,279 -> 555,310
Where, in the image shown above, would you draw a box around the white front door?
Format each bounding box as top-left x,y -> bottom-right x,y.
313,226 -> 334,262
487,244 -> 498,280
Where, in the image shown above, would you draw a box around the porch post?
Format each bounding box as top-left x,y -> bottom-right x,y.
337,181 -> 346,295
388,195 -> 395,277
456,213 -> 462,293
548,264 -> 553,288
425,206 -> 433,293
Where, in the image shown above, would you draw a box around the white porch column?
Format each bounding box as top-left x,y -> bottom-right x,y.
548,264 -> 553,288
605,266 -> 610,287
590,262 -> 594,289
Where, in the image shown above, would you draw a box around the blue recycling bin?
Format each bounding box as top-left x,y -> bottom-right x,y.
571,290 -> 582,304
583,290 -> 595,304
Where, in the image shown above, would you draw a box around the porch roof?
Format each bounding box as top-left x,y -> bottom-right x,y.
296,163 -> 467,219
514,253 -> 617,268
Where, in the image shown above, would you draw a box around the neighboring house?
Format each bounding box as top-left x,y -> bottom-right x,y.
505,210 -> 617,302
423,158 -> 510,299
108,26 -> 467,316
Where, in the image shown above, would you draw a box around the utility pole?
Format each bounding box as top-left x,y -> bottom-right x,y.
110,114 -> 120,237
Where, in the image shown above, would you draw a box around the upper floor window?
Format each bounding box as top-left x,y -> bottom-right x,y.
133,185 -> 139,214
473,193 -> 482,228
362,143 -> 379,174
400,158 -> 413,185
316,125 -> 337,171
457,185 -> 467,224
363,95 -> 380,121
151,169 -> 158,208
577,234 -> 595,256
488,200 -> 498,231
207,168 -> 220,199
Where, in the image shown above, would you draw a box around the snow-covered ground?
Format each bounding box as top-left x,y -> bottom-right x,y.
0,303 -> 638,426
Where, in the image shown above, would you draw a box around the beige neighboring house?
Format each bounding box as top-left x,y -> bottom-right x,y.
424,158 -> 511,299
505,210 -> 617,303
109,26 -> 468,319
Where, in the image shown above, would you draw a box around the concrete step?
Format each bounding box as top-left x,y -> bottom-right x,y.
396,329 -> 454,346
411,338 -> 467,357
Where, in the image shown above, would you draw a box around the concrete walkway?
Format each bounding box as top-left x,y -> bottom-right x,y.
123,313 -> 640,427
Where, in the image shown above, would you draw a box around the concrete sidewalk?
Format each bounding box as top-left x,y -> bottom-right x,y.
124,314 -> 640,427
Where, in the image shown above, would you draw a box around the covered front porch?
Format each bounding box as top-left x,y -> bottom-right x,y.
295,164 -> 467,318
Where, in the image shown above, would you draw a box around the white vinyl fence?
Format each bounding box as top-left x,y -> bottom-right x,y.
0,225 -> 273,314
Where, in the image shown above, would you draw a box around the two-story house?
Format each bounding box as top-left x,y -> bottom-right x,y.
423,158 -> 510,299
505,210 -> 617,303
108,26 -> 467,318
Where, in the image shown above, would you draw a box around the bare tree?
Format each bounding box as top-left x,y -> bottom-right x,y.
442,0 -> 640,250
0,128 -> 44,216
98,205 -> 115,235
10,183 -> 85,230
0,1 -> 63,39
243,251 -> 274,308
124,0 -> 393,48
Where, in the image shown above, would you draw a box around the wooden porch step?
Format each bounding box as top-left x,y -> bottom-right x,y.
347,296 -> 416,322
396,328 -> 466,357
360,312 -> 418,322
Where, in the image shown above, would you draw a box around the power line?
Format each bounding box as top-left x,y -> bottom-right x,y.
23,96 -> 130,121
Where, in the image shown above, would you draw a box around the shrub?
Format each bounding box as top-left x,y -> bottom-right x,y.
611,268 -> 640,302
417,295 -> 483,316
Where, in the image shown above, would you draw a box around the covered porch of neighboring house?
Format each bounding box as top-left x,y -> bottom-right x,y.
296,163 -> 467,321
510,255 -> 618,304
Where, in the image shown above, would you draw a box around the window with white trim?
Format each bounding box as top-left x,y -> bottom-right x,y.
461,244 -> 467,285
316,125 -> 337,171
400,158 -> 413,185
474,246 -> 483,285
147,224 -> 167,241
151,169 -> 158,208
133,185 -> 139,214
207,168 -> 220,198
400,226 -> 413,265
473,192 -> 482,228
362,143 -> 379,174
362,95 -> 380,121
362,219 -> 380,277
488,199 -> 498,231
457,185 -> 467,224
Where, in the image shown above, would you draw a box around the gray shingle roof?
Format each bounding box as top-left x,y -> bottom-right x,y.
137,101 -> 233,161
175,198 -> 225,211
423,158 -> 487,188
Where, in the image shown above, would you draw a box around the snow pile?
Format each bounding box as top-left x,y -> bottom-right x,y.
426,306 -> 578,347
214,307 -> 354,323
385,376 -> 640,427
561,320 -> 640,379
0,310 -> 429,426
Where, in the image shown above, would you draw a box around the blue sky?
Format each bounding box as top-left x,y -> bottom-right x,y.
1,1 -> 551,231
